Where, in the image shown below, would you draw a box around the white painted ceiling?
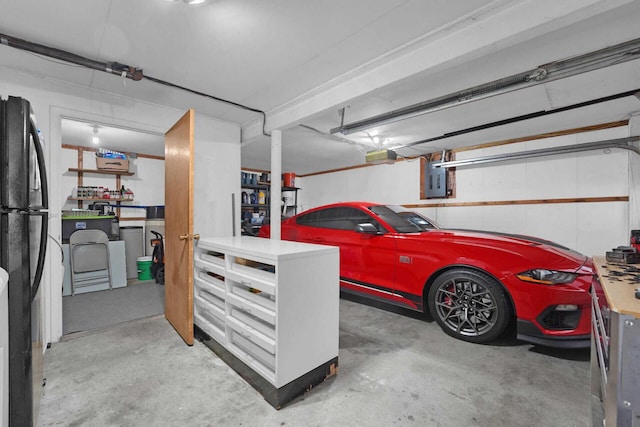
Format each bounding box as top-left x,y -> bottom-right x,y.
2,0 -> 640,173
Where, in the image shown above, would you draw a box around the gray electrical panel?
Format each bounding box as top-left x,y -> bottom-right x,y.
425,162 -> 447,198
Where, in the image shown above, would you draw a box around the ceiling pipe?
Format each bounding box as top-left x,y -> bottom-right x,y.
330,38 -> 640,135
0,32 -> 143,80
432,136 -> 640,169
0,31 -> 271,136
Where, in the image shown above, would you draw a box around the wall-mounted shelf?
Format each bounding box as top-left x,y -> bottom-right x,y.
240,181 -> 301,235
67,164 -> 135,214
241,182 -> 269,236
68,168 -> 134,176
241,182 -> 269,190
67,197 -> 133,202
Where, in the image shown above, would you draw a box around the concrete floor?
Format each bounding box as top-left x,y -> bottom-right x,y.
38,297 -> 590,426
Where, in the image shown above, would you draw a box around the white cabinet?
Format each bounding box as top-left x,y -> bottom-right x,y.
194,236 -> 339,408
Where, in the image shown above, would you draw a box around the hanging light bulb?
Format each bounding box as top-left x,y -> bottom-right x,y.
92,126 -> 100,145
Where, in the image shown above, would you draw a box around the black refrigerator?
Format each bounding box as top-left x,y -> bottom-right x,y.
0,96 -> 49,426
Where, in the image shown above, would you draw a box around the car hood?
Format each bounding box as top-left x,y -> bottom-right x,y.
417,228 -> 589,271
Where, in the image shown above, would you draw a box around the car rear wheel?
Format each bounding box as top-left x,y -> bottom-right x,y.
427,269 -> 511,344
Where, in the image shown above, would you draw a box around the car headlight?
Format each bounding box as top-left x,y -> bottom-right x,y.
516,269 -> 578,285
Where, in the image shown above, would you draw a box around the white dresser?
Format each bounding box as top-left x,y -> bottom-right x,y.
194,236 -> 339,408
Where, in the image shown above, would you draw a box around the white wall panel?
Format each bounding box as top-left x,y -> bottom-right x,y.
525,203 -> 578,249
576,202 -> 628,256
576,151 -> 628,197
299,160 -> 419,211
454,166 -> 483,202
440,206 -> 485,230
481,205 -> 527,234
300,127 -> 634,257
524,156 -> 578,199
481,161 -> 526,201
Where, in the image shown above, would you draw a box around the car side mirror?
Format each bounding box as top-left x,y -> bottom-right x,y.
355,223 -> 379,235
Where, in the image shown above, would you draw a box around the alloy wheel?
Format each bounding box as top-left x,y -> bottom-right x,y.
433,277 -> 498,337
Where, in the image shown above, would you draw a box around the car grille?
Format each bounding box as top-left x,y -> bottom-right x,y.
538,306 -> 582,330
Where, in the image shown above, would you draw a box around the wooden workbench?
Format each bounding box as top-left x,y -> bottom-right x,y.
593,256 -> 640,316
591,256 -> 640,427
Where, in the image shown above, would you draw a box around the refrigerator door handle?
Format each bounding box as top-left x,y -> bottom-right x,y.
29,210 -> 48,301
27,108 -> 49,300
29,116 -> 48,210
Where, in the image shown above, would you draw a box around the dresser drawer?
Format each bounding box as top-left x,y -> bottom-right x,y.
227,296 -> 275,339
195,253 -> 226,277
195,294 -> 225,322
226,316 -> 276,354
225,269 -> 275,295
194,296 -> 226,342
195,276 -> 226,304
227,277 -> 275,312
226,292 -> 275,325
228,329 -> 276,376
198,250 -> 225,266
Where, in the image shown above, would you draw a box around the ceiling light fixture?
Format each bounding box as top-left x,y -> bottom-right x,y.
365,149 -> 397,165
92,126 -> 100,145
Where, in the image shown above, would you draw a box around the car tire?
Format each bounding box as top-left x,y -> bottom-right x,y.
427,269 -> 511,344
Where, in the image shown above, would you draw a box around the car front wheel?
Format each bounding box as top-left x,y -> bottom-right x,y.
427,269 -> 511,344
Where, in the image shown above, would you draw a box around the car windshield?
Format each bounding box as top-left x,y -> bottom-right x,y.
368,205 -> 440,233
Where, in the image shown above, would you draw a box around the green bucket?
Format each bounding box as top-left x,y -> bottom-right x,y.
137,256 -> 153,281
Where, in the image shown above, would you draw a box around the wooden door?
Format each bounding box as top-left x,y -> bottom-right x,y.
164,109 -> 195,345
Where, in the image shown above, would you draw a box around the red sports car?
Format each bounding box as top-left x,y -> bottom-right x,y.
258,202 -> 594,347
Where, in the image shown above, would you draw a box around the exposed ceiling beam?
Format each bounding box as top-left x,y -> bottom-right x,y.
331,37 -> 640,135
241,0 -> 635,142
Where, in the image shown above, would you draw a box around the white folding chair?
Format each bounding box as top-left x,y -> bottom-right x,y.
69,229 -> 112,295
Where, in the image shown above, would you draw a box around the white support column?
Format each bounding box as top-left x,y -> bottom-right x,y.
628,115 -> 640,231
270,130 -> 282,240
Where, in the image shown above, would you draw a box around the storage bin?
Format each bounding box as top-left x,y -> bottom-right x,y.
136,256 -> 153,280
96,157 -> 129,171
